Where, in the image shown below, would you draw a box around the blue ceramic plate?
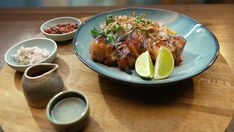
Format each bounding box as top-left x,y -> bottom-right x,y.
73,8 -> 219,86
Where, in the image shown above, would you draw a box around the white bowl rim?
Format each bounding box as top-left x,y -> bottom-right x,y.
4,38 -> 57,68
40,16 -> 82,37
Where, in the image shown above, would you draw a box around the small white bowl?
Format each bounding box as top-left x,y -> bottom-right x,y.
4,38 -> 57,72
40,17 -> 81,41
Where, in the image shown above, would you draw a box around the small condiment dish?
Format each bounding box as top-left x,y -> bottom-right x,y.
46,90 -> 89,132
4,38 -> 57,72
40,17 -> 81,41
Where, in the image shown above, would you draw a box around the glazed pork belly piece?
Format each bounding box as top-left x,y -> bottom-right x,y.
90,14 -> 187,73
148,36 -> 186,66
90,31 -> 186,73
90,36 -> 117,66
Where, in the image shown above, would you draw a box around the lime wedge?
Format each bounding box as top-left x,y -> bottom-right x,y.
135,51 -> 154,79
154,47 -> 174,80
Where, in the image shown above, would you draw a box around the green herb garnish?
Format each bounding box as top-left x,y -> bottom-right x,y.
105,29 -> 111,34
91,27 -> 105,38
135,14 -> 145,23
106,15 -> 114,25
106,33 -> 115,43
112,24 -> 122,33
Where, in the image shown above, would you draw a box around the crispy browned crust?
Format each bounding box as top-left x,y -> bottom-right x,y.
90,33 -> 186,73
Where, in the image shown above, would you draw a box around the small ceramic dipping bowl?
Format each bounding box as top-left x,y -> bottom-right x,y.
46,90 -> 89,132
40,17 -> 81,41
4,38 -> 57,72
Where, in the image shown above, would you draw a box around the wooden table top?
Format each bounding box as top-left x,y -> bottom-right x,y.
0,5 -> 234,132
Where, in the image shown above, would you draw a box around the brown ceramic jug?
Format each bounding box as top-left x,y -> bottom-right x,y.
22,63 -> 64,109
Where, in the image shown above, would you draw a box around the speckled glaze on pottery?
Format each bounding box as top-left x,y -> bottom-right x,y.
22,63 -> 64,109
46,90 -> 89,132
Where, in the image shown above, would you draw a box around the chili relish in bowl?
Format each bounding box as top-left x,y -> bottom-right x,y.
40,17 -> 81,42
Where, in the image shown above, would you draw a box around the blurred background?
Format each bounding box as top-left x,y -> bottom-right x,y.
0,0 -> 233,7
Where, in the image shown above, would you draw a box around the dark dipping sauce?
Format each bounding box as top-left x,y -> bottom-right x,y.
44,22 -> 79,34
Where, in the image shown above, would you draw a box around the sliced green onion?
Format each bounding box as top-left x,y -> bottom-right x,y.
135,14 -> 145,23
106,15 -> 114,25
112,24 -> 122,33
106,34 -> 115,44
136,19 -> 144,23
105,29 -> 111,34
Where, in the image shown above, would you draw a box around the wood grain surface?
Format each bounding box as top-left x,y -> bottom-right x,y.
0,5 -> 234,132
0,34 -> 234,131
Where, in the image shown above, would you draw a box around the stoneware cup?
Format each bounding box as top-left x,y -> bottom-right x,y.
22,63 -> 64,109
46,90 -> 89,132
